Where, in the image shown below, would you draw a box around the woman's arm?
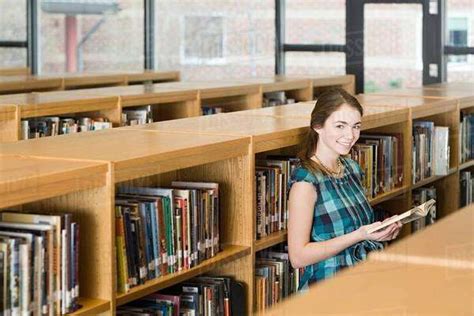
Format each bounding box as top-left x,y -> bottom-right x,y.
287,182 -> 399,269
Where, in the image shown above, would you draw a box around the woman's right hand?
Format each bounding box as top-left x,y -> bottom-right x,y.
357,217 -> 401,242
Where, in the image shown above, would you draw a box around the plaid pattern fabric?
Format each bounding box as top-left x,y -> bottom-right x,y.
289,157 -> 383,290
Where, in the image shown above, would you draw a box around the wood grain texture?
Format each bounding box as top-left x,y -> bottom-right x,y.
0,155 -> 108,209
70,297 -> 110,315
0,129 -> 250,183
22,163 -> 114,305
0,104 -> 19,142
0,76 -> 63,94
0,67 -> 30,76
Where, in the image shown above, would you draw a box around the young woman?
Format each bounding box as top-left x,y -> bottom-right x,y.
288,88 -> 402,290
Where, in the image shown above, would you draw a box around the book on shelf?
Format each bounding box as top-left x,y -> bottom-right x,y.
262,91 -> 295,108
459,112 -> 474,163
412,121 -> 450,183
460,171 -> 474,207
412,187 -> 437,232
117,275 -> 246,316
351,133 -> 403,198
122,105 -> 153,126
255,157 -> 299,240
115,182 -> 220,294
367,199 -> 436,234
21,116 -> 112,140
0,212 -> 79,315
202,106 -> 224,116
255,244 -> 301,312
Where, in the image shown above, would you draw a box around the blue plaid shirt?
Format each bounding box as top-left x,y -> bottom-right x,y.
289,157 -> 383,289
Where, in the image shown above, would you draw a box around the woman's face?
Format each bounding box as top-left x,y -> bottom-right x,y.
314,104 -> 362,156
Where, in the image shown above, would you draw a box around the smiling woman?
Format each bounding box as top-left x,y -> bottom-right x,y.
287,88 -> 402,291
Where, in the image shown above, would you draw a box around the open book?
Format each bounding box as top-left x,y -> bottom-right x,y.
367,199 -> 436,234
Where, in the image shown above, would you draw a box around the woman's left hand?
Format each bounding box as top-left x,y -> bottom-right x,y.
378,216 -> 403,241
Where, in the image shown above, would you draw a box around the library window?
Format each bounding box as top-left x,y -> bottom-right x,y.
183,16 -> 224,64
447,17 -> 469,63
0,0 -> 27,67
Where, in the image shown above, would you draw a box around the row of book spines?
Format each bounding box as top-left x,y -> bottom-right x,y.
459,113 -> 474,163
21,117 -> 112,140
351,133 -> 404,199
117,276 -> 242,316
460,171 -> 474,207
255,158 -> 299,240
254,256 -> 301,312
115,184 -> 219,294
412,122 -> 450,183
411,187 -> 437,232
0,212 -> 79,315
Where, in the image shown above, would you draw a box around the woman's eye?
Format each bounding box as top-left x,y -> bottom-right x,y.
354,125 -> 361,130
336,125 -> 344,129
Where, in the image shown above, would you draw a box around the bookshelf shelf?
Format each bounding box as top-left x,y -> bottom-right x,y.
116,245 -> 251,306
125,70 -> 180,84
255,230 -> 288,252
311,74 -> 355,95
412,172 -> 456,190
369,186 -> 409,206
69,297 -> 110,315
459,160 -> 474,171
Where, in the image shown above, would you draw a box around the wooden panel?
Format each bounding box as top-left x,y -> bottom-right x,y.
0,104 -> 19,142
22,163 -> 114,306
116,245 -> 251,306
58,73 -> 127,90
0,67 -> 30,76
0,155 -> 108,209
70,84 -> 198,107
254,230 -> 288,252
0,76 -> 63,94
264,259 -> 474,315
125,70 -> 180,84
70,298 -> 110,315
0,129 -> 250,183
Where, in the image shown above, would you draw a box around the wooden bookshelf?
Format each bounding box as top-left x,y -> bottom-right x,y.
155,81 -> 263,113
0,70 -> 180,94
311,74 -> 355,96
0,104 -> 18,142
74,84 -> 200,121
1,81 -> 474,314
236,76 -> 313,103
125,70 -> 180,84
0,75 -> 63,95
0,155 -> 114,315
0,67 -> 30,76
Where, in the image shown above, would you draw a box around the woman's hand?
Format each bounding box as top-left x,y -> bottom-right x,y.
357,215 -> 403,242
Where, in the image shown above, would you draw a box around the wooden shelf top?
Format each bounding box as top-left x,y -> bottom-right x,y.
155,81 -> 261,99
0,75 -> 63,94
124,113 -> 309,153
309,74 -> 355,87
371,204 -> 474,264
255,230 -> 288,252
43,72 -> 127,89
359,94 -> 457,119
0,129 -> 250,182
72,83 -> 198,107
371,87 -> 474,110
265,258 -> 473,315
0,67 -> 30,76
234,76 -> 312,93
0,91 -> 119,118
116,244 -> 251,306
0,155 -> 108,209
125,70 -> 180,83
423,81 -> 474,91
69,297 -> 110,315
